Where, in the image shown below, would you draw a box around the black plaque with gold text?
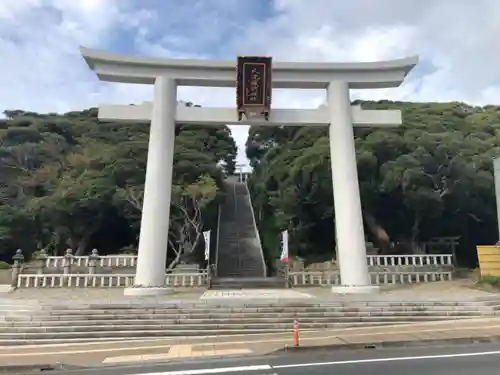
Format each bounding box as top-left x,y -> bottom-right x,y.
236,56 -> 272,120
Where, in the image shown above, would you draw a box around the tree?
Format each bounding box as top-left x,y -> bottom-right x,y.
116,175 -> 218,269
0,106 -> 236,264
246,101 -> 500,267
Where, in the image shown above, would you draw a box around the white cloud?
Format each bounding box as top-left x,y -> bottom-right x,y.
1,0 -> 500,165
240,0 -> 500,105
0,0 -> 126,112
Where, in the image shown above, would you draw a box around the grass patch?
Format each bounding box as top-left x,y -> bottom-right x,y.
479,275 -> 500,287
470,270 -> 500,292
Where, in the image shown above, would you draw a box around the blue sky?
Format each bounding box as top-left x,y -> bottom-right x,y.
1,0 -> 500,164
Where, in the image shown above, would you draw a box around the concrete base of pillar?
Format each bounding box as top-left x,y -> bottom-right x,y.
330,285 -> 380,295
0,284 -> 14,294
124,286 -> 175,297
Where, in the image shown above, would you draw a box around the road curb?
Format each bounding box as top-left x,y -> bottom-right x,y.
0,363 -> 86,373
275,335 -> 500,354
0,364 -> 58,373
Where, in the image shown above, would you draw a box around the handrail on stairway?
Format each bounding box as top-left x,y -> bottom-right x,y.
244,180 -> 267,278
214,203 -> 221,277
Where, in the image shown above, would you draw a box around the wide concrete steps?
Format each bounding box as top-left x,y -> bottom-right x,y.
0,323 -> 408,346
2,310 -> 495,321
0,298 -> 500,345
0,314 -> 480,326
2,300 -> 500,345
0,317 -> 483,345
0,319 -> 430,334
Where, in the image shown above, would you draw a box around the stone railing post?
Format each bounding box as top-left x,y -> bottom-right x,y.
11,249 -> 24,287
36,249 -> 48,275
62,248 -> 74,285
209,264 -> 217,288
88,249 -> 100,275
284,263 -> 291,288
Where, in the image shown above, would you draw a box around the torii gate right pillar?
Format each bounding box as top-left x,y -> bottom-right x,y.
328,80 -> 374,293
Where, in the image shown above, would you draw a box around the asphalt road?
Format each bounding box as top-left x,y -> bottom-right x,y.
11,343 -> 500,375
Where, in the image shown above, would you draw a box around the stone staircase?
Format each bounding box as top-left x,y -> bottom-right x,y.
1,299 -> 499,345
210,277 -> 285,289
215,178 -> 271,287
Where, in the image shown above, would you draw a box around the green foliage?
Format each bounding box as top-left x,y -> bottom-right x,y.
0,261 -> 10,269
0,106 -> 236,262
247,101 -> 500,266
479,275 -> 500,287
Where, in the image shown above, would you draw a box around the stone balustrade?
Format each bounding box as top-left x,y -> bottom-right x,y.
18,249 -> 205,274
45,252 -> 138,268
10,249 -> 454,288
288,271 -> 452,286
41,252 -> 453,270
289,254 -> 453,272
366,254 -> 452,267
17,273 -> 208,288
288,272 -> 452,286
16,270 -> 451,288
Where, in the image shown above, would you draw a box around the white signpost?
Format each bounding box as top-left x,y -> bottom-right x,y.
280,230 -> 289,263
203,230 -> 211,261
80,47 -> 417,296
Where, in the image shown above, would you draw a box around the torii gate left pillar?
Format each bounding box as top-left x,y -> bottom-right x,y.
80,47 -> 417,296
133,76 -> 177,293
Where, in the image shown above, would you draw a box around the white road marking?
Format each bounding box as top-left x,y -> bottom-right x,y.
103,354 -> 147,364
274,349 -> 500,369
140,364 -> 272,375
167,344 -> 193,358
101,345 -> 253,363
121,350 -> 500,375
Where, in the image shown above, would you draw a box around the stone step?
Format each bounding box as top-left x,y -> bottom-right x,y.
1,317 -> 446,333
28,304 -> 500,313
0,324 -> 409,346
0,315 -> 478,327
211,277 -> 284,289
211,282 -> 274,288
0,319 -> 453,333
216,180 -> 265,279
3,311 -> 488,322
0,337 -> 152,346
0,315 -> 483,329
0,324 -> 405,341
3,309 -> 495,323
0,308 -> 43,314
24,302 -> 499,310
3,305 -> 495,315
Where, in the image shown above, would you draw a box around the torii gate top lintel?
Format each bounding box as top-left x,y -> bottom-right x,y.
80,46 -> 418,89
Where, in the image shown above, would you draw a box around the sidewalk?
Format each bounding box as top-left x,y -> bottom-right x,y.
2,317 -> 500,368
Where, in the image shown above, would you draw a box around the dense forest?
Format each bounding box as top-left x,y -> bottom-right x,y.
247,101 -> 500,268
1,100 -> 499,269
0,105 -> 237,268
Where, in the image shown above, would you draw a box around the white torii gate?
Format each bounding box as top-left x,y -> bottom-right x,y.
80,47 -> 418,296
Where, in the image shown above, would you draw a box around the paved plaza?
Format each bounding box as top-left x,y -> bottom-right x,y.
0,280 -> 495,305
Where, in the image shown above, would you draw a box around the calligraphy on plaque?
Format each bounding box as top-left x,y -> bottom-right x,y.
236,56 -> 272,121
